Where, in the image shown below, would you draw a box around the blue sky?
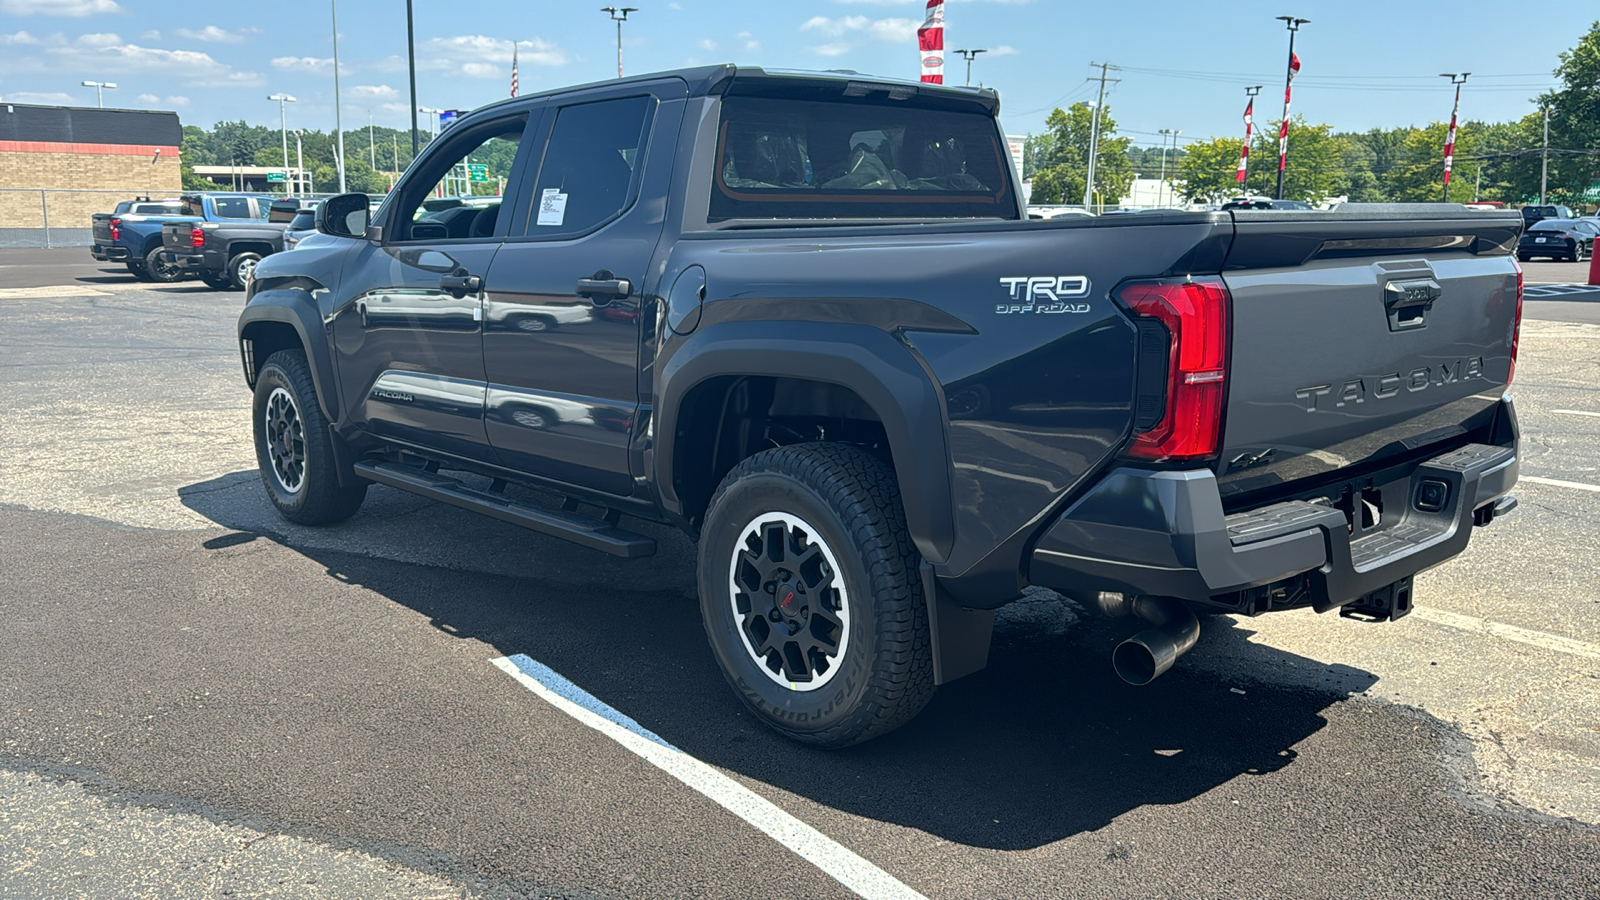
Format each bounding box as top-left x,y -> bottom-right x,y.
0,0 -> 1593,149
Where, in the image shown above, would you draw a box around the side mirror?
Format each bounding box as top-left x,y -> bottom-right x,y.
315,192 -> 371,238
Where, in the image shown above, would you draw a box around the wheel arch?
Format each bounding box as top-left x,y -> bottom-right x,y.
238,293 -> 340,425
227,241 -> 275,260
657,321 -> 954,566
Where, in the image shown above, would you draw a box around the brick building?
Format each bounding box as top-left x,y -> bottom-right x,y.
0,103 -> 182,248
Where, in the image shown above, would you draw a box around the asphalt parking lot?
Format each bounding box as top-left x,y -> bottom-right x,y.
2,253 -> 1598,898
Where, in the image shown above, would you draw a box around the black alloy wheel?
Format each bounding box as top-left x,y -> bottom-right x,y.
252,349 -> 367,524
144,246 -> 183,283
698,442 -> 934,748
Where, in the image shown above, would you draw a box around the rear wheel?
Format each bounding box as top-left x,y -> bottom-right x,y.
228,252 -> 262,290
126,260 -> 153,282
1576,242 -> 1592,263
698,442 -> 934,748
252,349 -> 367,525
144,247 -> 183,283
201,273 -> 234,290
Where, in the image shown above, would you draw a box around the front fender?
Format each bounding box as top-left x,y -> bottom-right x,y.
238,286 -> 340,425
656,320 -> 955,566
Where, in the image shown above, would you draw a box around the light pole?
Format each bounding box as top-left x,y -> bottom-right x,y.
268,94 -> 296,196
1157,128 -> 1180,208
293,130 -> 306,196
601,7 -> 637,78
954,49 -> 986,87
1274,15 -> 1308,200
368,109 -> 376,169
1439,72 -> 1469,202
406,0 -> 419,157
1540,105 -> 1550,205
418,106 -> 443,143
81,80 -> 117,108
330,0 -> 347,193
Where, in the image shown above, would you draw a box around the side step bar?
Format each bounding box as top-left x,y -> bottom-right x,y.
352,460 -> 656,558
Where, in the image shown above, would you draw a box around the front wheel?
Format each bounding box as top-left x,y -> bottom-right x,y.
126,260 -> 153,282
1576,243 -> 1592,263
252,349 -> 367,525
698,442 -> 934,748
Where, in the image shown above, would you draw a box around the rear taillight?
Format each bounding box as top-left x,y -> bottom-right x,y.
1509,257 -> 1524,384
190,227 -> 205,248
1117,277 -> 1231,462
109,217 -> 121,241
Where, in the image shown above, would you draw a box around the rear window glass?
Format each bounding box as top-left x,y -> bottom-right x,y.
1529,220 -> 1572,231
268,202 -> 300,223
211,197 -> 255,219
289,211 -> 316,229
709,96 -> 1014,221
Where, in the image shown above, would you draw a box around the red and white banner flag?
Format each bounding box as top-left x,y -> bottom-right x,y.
510,43 -> 519,97
1442,84 -> 1461,188
1236,97 -> 1254,184
1278,51 -> 1300,175
918,0 -> 944,84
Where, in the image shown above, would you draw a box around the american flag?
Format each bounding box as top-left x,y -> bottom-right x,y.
510,43 -> 519,98
918,0 -> 944,84
1277,51 -> 1300,176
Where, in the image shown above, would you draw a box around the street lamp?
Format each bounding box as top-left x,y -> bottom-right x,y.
418,106 -> 444,142
1439,72 -> 1470,202
1274,15 -> 1309,200
292,130 -> 307,196
953,49 -> 986,87
330,0 -> 347,193
268,94 -> 297,196
81,80 -> 117,108
601,7 -> 637,78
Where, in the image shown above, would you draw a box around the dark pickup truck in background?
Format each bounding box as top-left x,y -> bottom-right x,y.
161,194 -> 296,290
237,66 -> 1522,747
90,198 -> 186,282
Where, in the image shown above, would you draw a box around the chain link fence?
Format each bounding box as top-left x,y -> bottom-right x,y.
0,187 -> 328,250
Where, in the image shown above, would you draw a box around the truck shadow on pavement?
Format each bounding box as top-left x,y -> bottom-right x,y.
181,475 -> 1379,852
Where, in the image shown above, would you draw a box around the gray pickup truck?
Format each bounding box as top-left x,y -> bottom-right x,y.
161,194 -> 292,290
236,66 -> 1522,746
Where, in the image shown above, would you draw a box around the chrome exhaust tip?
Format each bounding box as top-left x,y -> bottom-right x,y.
1096,593 -> 1201,686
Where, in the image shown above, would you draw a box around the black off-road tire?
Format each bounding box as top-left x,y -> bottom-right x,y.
144,246 -> 183,283
126,260 -> 154,282
698,442 -> 934,748
227,252 -> 262,290
201,273 -> 234,290
252,349 -> 367,525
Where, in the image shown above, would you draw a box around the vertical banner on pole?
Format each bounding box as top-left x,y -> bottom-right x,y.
918,0 -> 945,84
510,43 -> 519,98
1277,52 -> 1300,178
1442,84 -> 1461,193
1236,98 -> 1254,185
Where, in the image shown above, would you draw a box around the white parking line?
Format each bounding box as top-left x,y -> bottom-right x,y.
1521,475 -> 1600,493
1552,409 -> 1600,419
491,655 -> 927,900
1413,607 -> 1600,662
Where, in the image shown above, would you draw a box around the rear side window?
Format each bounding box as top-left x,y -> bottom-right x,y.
523,96 -> 653,238
710,96 -> 1014,221
212,197 -> 254,219
267,202 -> 300,223
289,211 -> 316,230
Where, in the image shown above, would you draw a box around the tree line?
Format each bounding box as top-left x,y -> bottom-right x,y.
1026,20 -> 1600,208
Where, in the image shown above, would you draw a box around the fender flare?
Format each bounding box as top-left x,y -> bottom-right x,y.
656,320 -> 954,566
237,289 -> 341,425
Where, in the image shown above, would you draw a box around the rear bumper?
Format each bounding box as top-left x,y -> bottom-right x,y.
164,248 -> 221,274
91,244 -> 130,261
1030,407 -> 1519,614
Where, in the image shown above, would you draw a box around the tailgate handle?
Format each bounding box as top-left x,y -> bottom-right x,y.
1383,279 -> 1440,332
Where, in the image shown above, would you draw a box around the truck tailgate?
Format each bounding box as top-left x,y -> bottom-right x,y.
1215,210 -> 1522,502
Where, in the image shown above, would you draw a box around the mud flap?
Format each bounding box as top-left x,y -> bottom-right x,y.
921,562 -> 995,685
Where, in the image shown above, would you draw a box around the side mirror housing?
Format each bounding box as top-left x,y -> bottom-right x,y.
315,192 -> 370,238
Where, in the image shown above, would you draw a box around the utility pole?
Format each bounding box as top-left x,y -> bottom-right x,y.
81,80 -> 117,108
406,0 -> 419,157
954,49 -> 986,87
1274,16 -> 1308,200
1540,105 -> 1550,205
1157,128 -> 1180,207
1440,72 -> 1469,202
268,94 -> 296,196
368,109 -> 376,169
602,7 -> 637,78
391,133 -> 400,190
1084,62 -> 1118,212
330,0 -> 347,193
293,129 -> 305,196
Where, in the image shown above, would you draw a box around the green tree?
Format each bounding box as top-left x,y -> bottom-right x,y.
1243,117 -> 1346,202
1028,102 -> 1134,208
1381,121 -> 1482,203
1177,135 -> 1248,203
1538,20 -> 1600,204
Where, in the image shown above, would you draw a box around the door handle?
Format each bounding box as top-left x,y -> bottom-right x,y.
575,270 -> 631,306
440,272 -> 482,299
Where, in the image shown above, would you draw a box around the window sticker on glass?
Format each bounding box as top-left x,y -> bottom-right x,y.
537,188 -> 568,226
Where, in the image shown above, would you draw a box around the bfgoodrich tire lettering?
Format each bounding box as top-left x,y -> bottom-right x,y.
698,442 -> 934,748
252,349 -> 367,525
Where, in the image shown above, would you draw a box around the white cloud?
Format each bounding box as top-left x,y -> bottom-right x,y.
668,1 -> 681,8
1,30 -> 42,44
348,84 -> 398,101
75,31 -> 120,47
736,30 -> 759,50
174,25 -> 247,44
427,34 -> 566,67
802,14 -> 917,55
139,29 -> 158,39
698,38 -> 716,51
989,45 -> 1017,56
0,0 -> 120,16
810,42 -> 853,57
271,56 -> 348,75
165,95 -> 188,106
135,92 -> 157,102
7,90 -> 78,103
